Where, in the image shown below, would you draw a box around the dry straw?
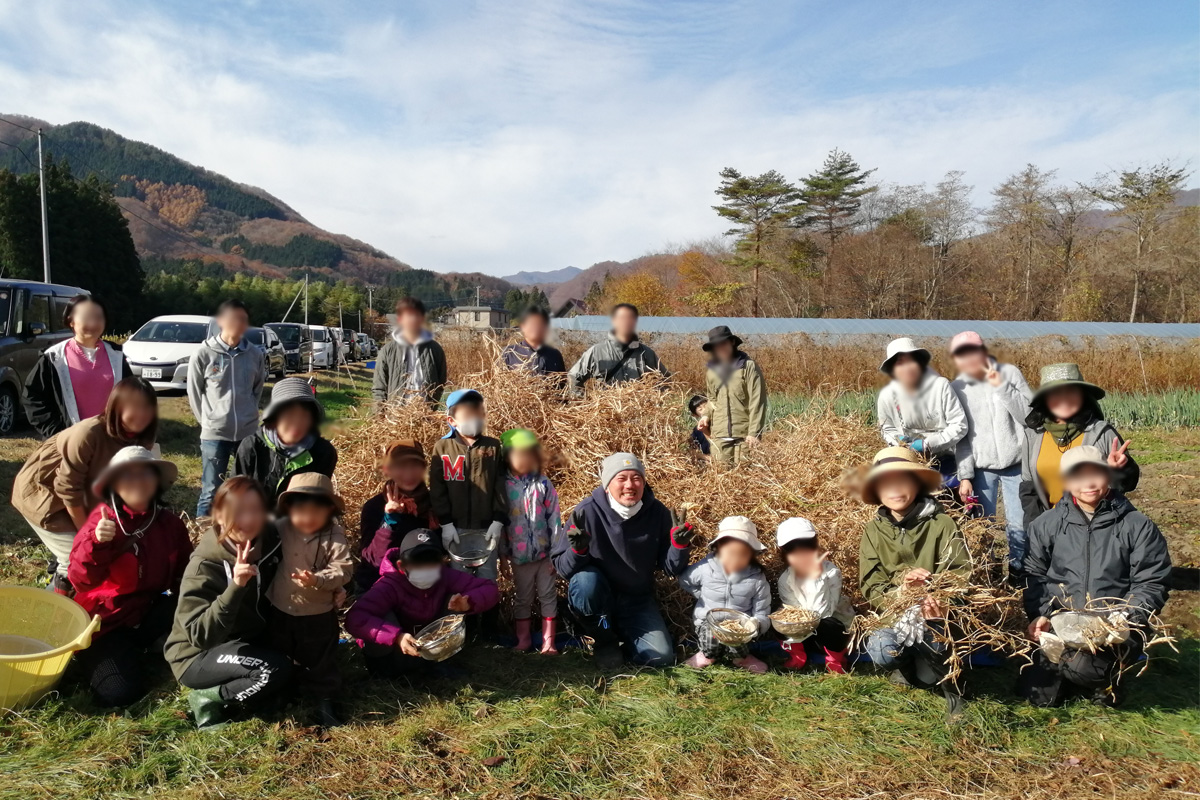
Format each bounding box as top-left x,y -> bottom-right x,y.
331,336 -> 1172,675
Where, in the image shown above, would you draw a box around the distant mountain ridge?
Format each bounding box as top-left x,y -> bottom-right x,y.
0,113 -> 513,305
501,266 -> 582,286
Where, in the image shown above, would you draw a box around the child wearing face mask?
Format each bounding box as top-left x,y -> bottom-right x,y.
346,528 -> 500,678
356,440 -> 438,593
678,516 -> 772,673
428,389 -> 508,640
266,473 -> 353,728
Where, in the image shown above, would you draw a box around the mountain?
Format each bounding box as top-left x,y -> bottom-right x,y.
0,114 -> 513,306
501,266 -> 582,286
547,253 -> 685,309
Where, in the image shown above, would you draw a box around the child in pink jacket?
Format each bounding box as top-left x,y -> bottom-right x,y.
346,528 -> 499,678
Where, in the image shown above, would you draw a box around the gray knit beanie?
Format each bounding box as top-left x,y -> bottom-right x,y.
600,452 -> 645,488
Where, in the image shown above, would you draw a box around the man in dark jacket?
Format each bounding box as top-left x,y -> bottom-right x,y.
1020,446 -> 1171,707
233,378 -> 338,509
501,306 -> 565,378
372,297 -> 448,409
550,452 -> 695,669
567,304 -> 668,392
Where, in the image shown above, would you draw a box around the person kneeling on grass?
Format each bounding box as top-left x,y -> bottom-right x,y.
267,473 -> 354,727
68,446 -> 191,707
165,477 -> 291,731
858,447 -> 971,719
774,518 -> 855,674
1020,446 -> 1171,708
678,516 -> 771,673
550,453 -> 695,670
345,529 -> 499,679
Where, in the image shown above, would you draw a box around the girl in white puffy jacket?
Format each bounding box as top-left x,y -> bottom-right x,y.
775,518 -> 856,673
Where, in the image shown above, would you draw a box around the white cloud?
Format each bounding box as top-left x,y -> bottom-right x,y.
0,0 -> 1195,276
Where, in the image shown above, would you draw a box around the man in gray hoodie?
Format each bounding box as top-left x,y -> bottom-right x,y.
948,331 -> 1033,572
188,300 -> 266,517
372,297 -> 448,410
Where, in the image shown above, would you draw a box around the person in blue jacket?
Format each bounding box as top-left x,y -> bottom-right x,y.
550,452 -> 695,670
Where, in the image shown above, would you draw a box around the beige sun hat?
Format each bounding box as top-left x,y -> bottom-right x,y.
879,337 -> 931,373
276,472 -> 346,514
861,446 -> 942,505
91,446 -> 179,498
712,515 -> 765,552
1059,445 -> 1111,478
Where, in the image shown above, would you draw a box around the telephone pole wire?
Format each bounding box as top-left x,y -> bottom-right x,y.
37,129 -> 50,283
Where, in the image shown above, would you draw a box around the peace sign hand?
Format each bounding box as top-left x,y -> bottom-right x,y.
232,540 -> 259,587
95,506 -> 118,543
384,482 -> 403,515
1108,439 -> 1131,469
984,363 -> 1003,387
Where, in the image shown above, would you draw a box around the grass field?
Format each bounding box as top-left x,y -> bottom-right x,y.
0,370 -> 1196,799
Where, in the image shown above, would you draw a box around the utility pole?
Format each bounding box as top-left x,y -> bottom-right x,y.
366,285 -> 373,313
37,129 -> 50,283
475,286 -> 481,307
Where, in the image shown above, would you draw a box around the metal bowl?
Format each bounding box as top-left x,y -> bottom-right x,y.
414,614 -> 466,662
447,529 -> 497,569
704,608 -> 759,646
769,607 -> 820,640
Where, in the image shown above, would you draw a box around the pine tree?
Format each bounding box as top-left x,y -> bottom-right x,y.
712,167 -> 800,317
794,149 -> 877,274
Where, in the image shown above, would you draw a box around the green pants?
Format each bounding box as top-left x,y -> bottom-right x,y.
713,438 -> 746,463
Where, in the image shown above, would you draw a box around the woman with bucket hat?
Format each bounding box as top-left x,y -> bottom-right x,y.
232,377 -> 338,510
875,337 -> 967,488
67,446 -> 192,707
677,516 -> 772,673
1018,363 -> 1138,527
702,326 -> 768,464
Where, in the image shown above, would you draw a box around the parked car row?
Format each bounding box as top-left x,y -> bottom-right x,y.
0,277 -> 382,434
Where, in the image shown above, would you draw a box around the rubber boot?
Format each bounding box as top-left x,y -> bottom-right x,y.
780,642 -> 807,670
539,617 -> 559,655
187,686 -> 229,731
513,618 -> 532,651
915,650 -> 965,722
314,698 -> 342,728
823,647 -> 848,674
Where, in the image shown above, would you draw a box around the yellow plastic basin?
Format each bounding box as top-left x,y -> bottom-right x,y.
0,586 -> 100,710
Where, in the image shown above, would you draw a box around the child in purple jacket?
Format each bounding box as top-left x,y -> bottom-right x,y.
345,528 -> 499,678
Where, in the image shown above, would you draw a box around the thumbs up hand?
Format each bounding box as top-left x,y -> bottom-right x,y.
95,506 -> 118,543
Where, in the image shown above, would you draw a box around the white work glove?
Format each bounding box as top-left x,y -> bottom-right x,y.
440,523 -> 460,550
485,521 -> 504,547
893,603 -> 926,648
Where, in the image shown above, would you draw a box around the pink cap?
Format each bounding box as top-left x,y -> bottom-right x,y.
950,331 -> 985,354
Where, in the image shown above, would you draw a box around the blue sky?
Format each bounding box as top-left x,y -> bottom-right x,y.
0,0 -> 1196,276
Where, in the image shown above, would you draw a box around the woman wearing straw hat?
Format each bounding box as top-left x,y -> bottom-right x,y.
702,326 -> 768,464
12,376 -> 160,594
875,337 -> 968,489
1018,363 -> 1138,528
232,377 -> 338,510
67,446 -> 192,707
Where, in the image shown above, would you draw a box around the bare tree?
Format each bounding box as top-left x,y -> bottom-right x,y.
918,171 -> 977,317
987,165 -> 1054,318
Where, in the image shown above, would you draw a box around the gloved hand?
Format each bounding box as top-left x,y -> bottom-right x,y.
911,439 -> 925,453
485,521 -> 504,547
440,523 -> 460,550
567,508 -> 591,553
670,522 -> 696,547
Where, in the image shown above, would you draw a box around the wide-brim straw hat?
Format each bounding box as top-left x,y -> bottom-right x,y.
276,472 -> 346,513
1031,362 -> 1106,405
879,337 -> 931,373
861,446 -> 942,505
92,445 -> 179,497
263,377 -> 324,426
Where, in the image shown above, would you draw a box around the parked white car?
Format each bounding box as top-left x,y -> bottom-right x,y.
124,314 -> 217,391
306,324 -> 335,369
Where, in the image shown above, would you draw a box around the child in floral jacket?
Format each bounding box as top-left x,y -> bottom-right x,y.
501,428 -> 561,654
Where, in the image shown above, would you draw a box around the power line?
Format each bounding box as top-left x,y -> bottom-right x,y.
0,117 -> 39,134
0,138 -> 39,170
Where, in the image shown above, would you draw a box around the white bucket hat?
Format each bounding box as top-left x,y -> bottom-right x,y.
776,517 -> 818,549
1059,445 -> 1111,478
879,337 -> 931,373
711,515 -> 765,552
91,445 -> 179,498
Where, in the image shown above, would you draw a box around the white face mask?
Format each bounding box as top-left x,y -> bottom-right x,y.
456,417 -> 484,437
406,566 -> 441,589
607,493 -> 643,520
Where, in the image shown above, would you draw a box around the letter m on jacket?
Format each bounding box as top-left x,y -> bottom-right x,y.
441,454 -> 466,481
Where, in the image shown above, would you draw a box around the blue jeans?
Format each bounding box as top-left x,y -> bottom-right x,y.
864,624 -> 947,669
972,464 -> 1025,570
197,439 -> 239,518
567,568 -> 674,666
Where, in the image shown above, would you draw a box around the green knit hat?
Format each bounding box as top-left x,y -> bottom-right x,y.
1032,362 -> 1106,405
501,428 -> 539,451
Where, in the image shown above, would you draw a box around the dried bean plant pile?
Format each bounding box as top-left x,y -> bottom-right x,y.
330,339 -> 1164,675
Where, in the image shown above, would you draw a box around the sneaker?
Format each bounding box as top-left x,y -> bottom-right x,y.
593,644 -> 625,671
684,652 -> 717,669
889,668 -> 913,687
943,685 -> 966,722
731,654 -> 768,674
